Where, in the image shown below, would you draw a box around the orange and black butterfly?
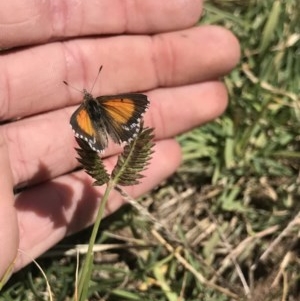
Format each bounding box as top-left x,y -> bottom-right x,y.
69,67 -> 149,152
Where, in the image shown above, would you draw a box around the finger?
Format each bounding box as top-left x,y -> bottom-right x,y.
13,139 -> 181,271
0,133 -> 19,279
146,81 -> 229,140
5,81 -> 227,187
0,0 -> 202,48
0,26 -> 240,120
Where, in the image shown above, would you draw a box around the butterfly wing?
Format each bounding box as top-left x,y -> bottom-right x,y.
70,92 -> 149,152
96,93 -> 149,144
70,104 -> 108,152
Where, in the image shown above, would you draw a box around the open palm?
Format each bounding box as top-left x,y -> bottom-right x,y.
0,0 -> 240,278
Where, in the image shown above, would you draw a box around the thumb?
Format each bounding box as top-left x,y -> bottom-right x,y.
0,131 -> 19,283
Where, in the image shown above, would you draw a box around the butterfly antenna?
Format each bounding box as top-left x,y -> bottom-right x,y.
63,81 -> 83,94
90,65 -> 103,93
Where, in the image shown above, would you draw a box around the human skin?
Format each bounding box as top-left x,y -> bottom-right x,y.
0,0 -> 240,279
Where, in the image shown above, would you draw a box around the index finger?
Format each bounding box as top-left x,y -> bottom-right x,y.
0,0 -> 202,48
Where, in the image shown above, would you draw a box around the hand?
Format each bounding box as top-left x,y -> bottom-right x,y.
0,0 -> 240,278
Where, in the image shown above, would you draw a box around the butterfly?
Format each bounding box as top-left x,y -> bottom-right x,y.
69,67 -> 149,153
